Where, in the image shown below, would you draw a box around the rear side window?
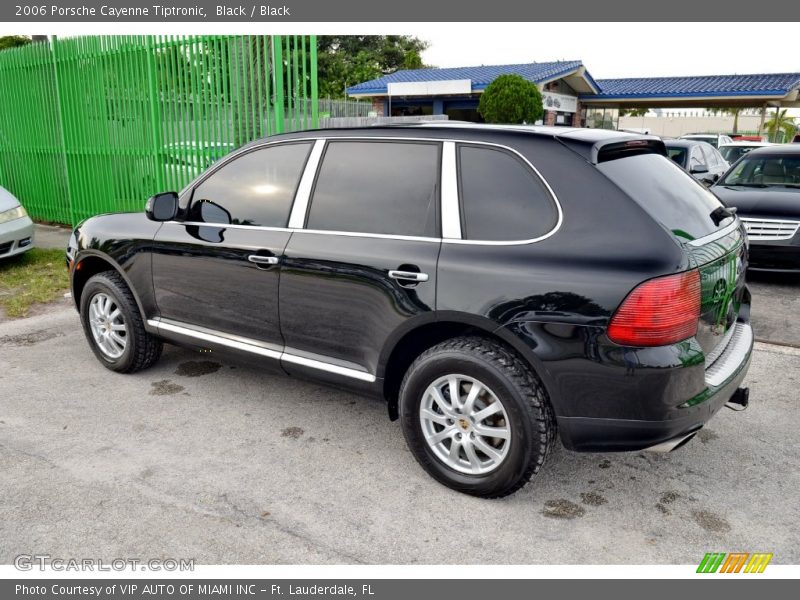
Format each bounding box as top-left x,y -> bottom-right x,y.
597,153 -> 726,241
306,141 -> 440,237
190,142 -> 311,227
457,145 -> 558,241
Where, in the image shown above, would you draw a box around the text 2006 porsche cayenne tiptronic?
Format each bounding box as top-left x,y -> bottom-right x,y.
67,124 -> 753,497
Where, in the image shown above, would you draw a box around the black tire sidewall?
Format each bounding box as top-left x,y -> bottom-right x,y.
79,275 -> 139,372
400,349 -> 541,497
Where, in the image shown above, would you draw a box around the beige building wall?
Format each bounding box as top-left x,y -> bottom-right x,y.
617,114 -> 765,137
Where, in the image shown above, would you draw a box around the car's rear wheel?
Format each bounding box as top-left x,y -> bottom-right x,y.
399,336 -> 556,498
80,271 -> 162,373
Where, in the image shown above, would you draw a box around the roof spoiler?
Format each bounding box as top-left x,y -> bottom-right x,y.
555,132 -> 667,164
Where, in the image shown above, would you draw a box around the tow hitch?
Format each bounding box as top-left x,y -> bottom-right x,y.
726,387 -> 749,411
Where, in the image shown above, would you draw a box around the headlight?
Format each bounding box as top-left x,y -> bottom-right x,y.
0,205 -> 27,224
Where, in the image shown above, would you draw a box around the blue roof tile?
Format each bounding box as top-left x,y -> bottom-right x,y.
346,60 -> 592,95
589,73 -> 800,99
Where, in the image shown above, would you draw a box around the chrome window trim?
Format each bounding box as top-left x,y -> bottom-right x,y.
441,141 -> 461,239
167,221 -> 292,232
685,218 -> 741,247
147,317 -> 376,383
175,134 -> 563,246
288,139 -> 326,229
296,229 -> 440,243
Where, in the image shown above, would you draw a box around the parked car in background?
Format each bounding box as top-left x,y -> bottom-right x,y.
66,125 -> 753,497
680,133 -> 734,148
0,185 -> 34,259
712,145 -> 800,272
664,139 -> 729,185
719,141 -> 773,165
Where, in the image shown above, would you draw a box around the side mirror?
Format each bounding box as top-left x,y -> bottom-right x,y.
691,165 -> 709,174
145,192 -> 179,222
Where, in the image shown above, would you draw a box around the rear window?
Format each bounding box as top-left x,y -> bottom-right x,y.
597,153 -> 727,242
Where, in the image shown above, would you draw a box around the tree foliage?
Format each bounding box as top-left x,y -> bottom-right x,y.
619,108 -> 648,117
0,36 -> 31,51
765,108 -> 797,143
478,74 -> 543,124
316,35 -> 429,98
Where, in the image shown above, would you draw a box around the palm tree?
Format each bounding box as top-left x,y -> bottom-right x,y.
764,108 -> 797,143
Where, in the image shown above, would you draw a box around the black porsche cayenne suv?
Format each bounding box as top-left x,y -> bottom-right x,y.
67,124 -> 753,498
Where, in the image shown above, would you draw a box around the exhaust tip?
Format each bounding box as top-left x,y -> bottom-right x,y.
726,387 -> 749,411
645,431 -> 698,453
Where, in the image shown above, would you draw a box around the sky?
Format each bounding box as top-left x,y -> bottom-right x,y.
408,23 -> 800,79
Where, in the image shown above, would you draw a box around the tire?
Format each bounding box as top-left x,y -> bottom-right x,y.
79,270 -> 163,373
399,336 -> 556,498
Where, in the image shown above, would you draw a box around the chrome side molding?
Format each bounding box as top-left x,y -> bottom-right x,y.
147,318 -> 376,383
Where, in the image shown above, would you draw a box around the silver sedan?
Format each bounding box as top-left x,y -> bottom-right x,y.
0,185 -> 34,258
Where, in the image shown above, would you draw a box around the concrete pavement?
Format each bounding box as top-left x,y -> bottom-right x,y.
1,307 -> 798,564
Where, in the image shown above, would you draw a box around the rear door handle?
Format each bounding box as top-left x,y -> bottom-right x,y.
389,270 -> 429,282
248,255 -> 279,265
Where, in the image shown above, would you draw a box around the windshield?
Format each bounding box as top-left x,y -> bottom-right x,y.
719,146 -> 757,163
719,154 -> 800,187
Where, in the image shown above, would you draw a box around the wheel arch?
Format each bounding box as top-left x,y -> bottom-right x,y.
71,252 -> 147,321
380,312 -> 555,420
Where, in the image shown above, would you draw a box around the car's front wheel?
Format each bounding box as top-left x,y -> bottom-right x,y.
80,271 -> 162,373
399,336 -> 556,498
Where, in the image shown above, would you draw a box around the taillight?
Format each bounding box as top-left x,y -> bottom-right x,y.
607,270 -> 701,347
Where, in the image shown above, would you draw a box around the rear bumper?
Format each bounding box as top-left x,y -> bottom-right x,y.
0,216 -> 35,258
557,323 -> 753,452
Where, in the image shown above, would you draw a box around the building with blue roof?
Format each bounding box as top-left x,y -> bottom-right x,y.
347,61 -> 800,127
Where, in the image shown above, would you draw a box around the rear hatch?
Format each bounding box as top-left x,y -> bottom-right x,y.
595,146 -> 747,357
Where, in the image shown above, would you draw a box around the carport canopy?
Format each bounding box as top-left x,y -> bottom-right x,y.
582,72 -> 800,109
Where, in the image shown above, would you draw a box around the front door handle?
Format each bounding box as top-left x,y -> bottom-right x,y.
248,255 -> 279,265
389,270 -> 429,282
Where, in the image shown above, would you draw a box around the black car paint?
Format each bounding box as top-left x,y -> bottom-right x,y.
69,125 -> 751,452
712,145 -> 800,272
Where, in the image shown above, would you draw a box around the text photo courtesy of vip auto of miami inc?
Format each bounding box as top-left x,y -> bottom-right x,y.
0,11 -> 798,593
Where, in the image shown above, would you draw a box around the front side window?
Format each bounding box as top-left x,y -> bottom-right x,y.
306,141 -> 440,237
457,145 -> 559,241
190,142 -> 312,227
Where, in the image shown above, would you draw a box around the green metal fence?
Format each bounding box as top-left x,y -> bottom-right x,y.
0,35 -> 318,226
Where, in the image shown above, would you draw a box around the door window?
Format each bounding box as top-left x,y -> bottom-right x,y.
190,142 -> 312,227
306,141 -> 440,237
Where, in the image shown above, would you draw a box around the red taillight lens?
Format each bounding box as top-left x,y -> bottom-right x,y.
607,270 -> 701,347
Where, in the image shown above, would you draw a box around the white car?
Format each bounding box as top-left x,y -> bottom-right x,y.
0,186 -> 34,259
719,141 -> 774,165
679,133 -> 734,149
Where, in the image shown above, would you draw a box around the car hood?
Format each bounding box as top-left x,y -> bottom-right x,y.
0,186 -> 22,212
712,185 -> 800,219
